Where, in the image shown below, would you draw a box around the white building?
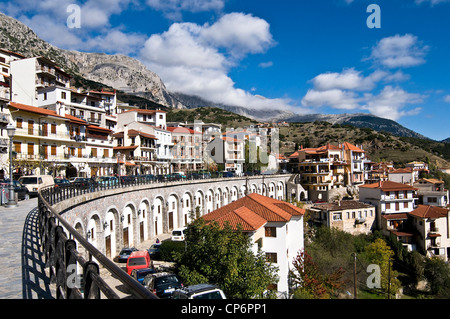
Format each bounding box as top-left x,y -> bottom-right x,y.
202,193 -> 305,297
116,109 -> 172,174
414,178 -> 449,207
409,205 -> 450,260
359,180 -> 418,249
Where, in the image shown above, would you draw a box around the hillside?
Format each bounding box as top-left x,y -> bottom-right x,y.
167,107 -> 258,127
279,121 -> 450,168
166,107 -> 450,169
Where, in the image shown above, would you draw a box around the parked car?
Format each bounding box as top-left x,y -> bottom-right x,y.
71,177 -> 90,188
18,175 -> 54,196
171,227 -> 187,241
171,283 -> 226,299
117,247 -> 138,263
54,178 -> 71,187
143,272 -> 183,298
0,180 -> 30,200
130,267 -> 156,285
126,250 -> 151,275
97,176 -> 118,187
148,243 -> 161,259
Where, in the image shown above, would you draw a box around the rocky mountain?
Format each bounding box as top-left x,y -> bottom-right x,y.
0,12 -> 180,109
0,12 -> 432,140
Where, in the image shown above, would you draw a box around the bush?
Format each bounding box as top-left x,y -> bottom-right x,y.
159,240 -> 186,262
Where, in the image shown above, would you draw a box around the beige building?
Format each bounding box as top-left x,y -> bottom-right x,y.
409,205 -> 450,260
414,178 -> 449,207
309,200 -> 376,235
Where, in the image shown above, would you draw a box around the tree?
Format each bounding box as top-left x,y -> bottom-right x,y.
365,238 -> 401,298
424,257 -> 450,298
174,218 -> 278,299
291,250 -> 345,299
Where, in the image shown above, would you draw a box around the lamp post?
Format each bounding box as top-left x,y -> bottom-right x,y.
6,123 -> 17,208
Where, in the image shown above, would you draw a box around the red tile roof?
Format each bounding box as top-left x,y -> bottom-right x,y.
9,102 -> 66,119
343,142 -> 364,153
359,180 -> 418,191
409,205 -> 449,219
203,193 -> 305,232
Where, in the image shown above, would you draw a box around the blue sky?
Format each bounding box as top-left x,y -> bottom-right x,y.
1,0 -> 450,140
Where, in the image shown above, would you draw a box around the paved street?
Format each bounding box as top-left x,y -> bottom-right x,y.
0,197 -> 55,299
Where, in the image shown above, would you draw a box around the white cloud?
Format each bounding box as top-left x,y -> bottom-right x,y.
146,0 -> 225,20
139,13 -> 289,111
258,61 -> 273,68
301,89 -> 361,110
4,0 -> 142,54
301,66 -> 424,120
415,0 -> 450,5
199,12 -> 275,58
444,95 -> 450,103
369,34 -> 429,68
363,86 -> 424,120
310,68 -> 387,92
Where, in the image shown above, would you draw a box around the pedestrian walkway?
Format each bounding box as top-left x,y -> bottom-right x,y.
0,198 -> 54,299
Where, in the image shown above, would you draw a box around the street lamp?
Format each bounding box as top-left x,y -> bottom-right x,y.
6,123 -> 17,208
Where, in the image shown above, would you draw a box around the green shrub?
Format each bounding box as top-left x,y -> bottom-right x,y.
159,240 -> 186,262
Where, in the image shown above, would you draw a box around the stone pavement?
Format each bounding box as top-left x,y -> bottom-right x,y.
0,197 -> 54,299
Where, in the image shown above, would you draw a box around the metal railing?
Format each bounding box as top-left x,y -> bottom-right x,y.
38,186 -> 158,299
37,172 -> 281,298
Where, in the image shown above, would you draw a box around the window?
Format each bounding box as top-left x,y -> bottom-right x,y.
28,120 -> 34,135
333,213 -> 342,221
16,118 -> 23,129
61,92 -> 66,99
13,141 -> 21,153
51,124 -> 56,134
265,227 -> 276,237
27,143 -> 34,155
266,253 -> 277,263
51,145 -> 57,156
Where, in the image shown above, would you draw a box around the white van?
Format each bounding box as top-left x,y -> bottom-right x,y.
18,175 -> 55,196
171,227 -> 187,241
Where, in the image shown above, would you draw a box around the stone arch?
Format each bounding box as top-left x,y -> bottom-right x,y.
122,202 -> 136,248
86,212 -> 101,256
216,186 -> 223,209
250,183 -> 258,194
167,193 -> 180,232
268,182 -> 276,198
138,199 -> 151,243
194,189 -> 205,217
223,186 -> 230,206
277,181 -> 285,200
181,191 -> 194,227
104,206 -> 119,259
240,185 -> 247,198
152,196 -> 165,238
205,188 -> 215,214
231,185 -> 239,202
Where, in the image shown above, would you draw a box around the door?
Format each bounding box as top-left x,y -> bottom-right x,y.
42,123 -> 48,136
123,228 -> 129,247
105,235 -> 111,258
140,222 -> 144,242
168,212 -> 174,230
43,145 -> 48,160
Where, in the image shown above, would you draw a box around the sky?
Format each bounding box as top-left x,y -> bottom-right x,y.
1,0 -> 449,140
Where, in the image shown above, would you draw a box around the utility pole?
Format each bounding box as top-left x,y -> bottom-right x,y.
387,257 -> 391,299
353,253 -> 357,299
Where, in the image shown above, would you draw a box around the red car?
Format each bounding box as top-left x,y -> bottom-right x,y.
126,250 -> 151,275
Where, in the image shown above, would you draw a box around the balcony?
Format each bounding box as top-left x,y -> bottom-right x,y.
15,127 -> 71,141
